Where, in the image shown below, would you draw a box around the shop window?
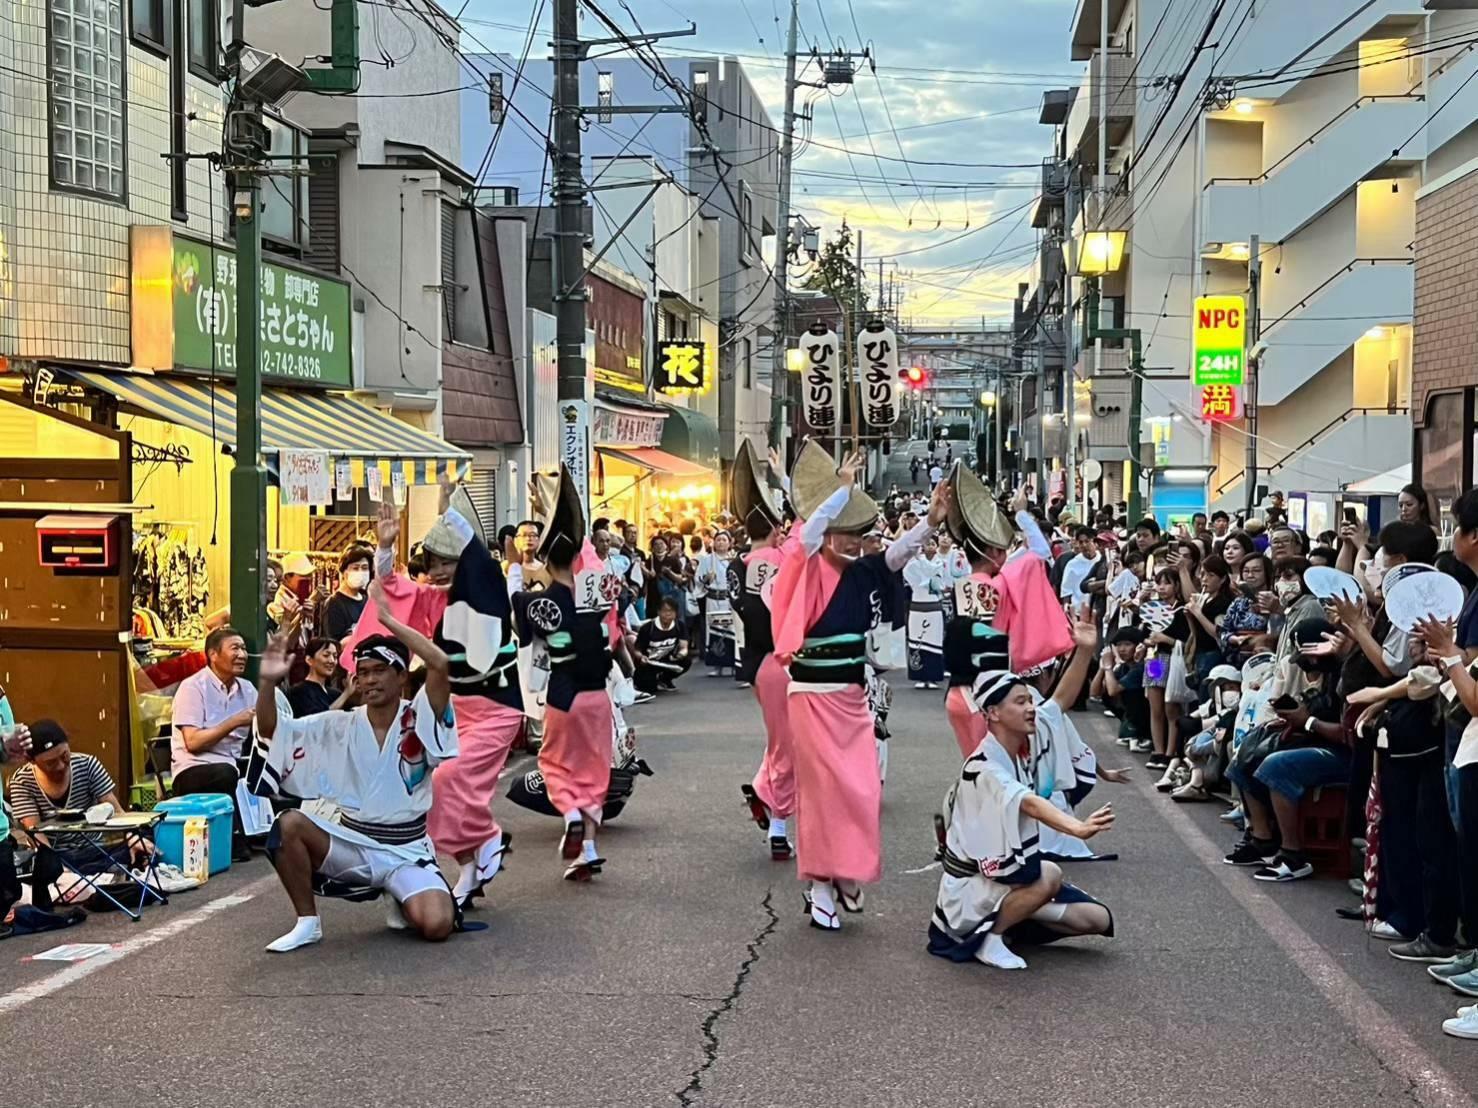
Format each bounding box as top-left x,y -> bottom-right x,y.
1418,390 -> 1467,511
50,0 -> 127,201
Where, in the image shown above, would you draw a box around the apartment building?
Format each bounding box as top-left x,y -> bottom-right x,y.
1046,0 -> 1478,524
249,0 -> 526,530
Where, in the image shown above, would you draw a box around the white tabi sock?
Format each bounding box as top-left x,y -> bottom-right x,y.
453,861 -> 479,900
768,817 -> 787,839
384,896 -> 408,931
266,915 -> 322,953
808,880 -> 839,926
977,932 -> 1026,971
582,839 -> 600,863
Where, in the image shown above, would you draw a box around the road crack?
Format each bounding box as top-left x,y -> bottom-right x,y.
675,887 -> 779,1107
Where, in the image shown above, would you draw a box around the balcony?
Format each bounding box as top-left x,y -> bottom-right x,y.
1071,174 -> 1129,241
1202,96 -> 1424,245
1064,49 -> 1134,169
1068,0 -> 1129,61
1258,258 -> 1413,404
1031,159 -> 1068,228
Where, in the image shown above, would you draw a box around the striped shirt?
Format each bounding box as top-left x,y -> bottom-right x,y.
9,755 -> 116,850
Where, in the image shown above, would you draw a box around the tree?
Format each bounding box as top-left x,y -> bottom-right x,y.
800,222 -> 869,312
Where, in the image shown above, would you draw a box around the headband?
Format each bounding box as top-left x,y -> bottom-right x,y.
974,668 -> 1024,709
354,640 -> 409,671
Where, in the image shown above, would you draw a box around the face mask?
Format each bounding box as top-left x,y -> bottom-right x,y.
1217,689 -> 1241,711
344,569 -> 370,591
1275,581 -> 1301,604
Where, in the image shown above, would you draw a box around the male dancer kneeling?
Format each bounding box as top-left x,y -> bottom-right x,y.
929,665 -> 1115,971
249,580 -> 459,952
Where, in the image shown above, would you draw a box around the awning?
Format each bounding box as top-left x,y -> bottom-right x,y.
1344,461 -> 1411,496
657,403 -> 720,469
598,446 -> 711,478
67,370 -> 471,485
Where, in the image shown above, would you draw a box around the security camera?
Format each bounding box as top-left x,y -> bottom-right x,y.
1250,341 -> 1268,361
222,443 -> 236,457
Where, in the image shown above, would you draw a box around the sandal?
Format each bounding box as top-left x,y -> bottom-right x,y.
802,893 -> 841,931
560,819 -> 585,861
740,784 -> 771,831
1170,784 -> 1211,802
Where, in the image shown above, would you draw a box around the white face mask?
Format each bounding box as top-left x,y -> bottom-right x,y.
1217,689 -> 1241,711
1275,580 -> 1302,604
344,569 -> 370,591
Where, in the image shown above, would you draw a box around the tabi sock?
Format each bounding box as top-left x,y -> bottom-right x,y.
978,932 -> 1027,971
809,881 -> 837,915
266,915 -> 322,953
582,839 -> 600,863
768,817 -> 787,839
453,862 -> 479,900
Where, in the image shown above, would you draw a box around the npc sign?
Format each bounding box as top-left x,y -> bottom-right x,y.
856,321 -> 898,430
1192,295 -> 1245,387
800,326 -> 840,431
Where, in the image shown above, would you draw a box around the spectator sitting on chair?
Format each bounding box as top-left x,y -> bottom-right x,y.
633,598 -> 692,693
171,626 -> 256,862
10,720 -> 151,910
287,638 -> 352,718
1223,619 -> 1349,883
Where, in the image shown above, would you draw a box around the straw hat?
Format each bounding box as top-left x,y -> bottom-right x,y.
945,461 -> 1013,552
535,464 -> 586,563
787,440 -> 878,534
422,485 -> 483,559
730,439 -> 782,534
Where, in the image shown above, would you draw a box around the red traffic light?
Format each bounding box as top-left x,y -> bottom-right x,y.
904,366 -> 926,388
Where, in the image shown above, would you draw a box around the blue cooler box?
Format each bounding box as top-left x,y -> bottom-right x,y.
155,795 -> 234,875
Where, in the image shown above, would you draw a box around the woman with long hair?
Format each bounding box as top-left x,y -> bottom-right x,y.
1141,567 -> 1191,775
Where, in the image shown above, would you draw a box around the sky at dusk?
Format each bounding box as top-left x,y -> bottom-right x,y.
455,0 -> 1082,323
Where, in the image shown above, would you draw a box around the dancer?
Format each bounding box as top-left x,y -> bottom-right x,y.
905,532 -> 947,689
774,442 -> 947,931
733,441 -> 796,861
1020,603 -> 1132,861
346,489 -> 520,910
942,466 -> 1071,758
929,663 -> 1116,971
248,585 -> 459,953
513,466 -> 616,881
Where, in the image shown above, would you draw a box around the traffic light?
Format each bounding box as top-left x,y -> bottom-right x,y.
903,365 -> 926,390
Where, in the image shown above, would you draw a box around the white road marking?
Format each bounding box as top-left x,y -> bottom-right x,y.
0,877 -> 274,1016
902,861 -> 942,875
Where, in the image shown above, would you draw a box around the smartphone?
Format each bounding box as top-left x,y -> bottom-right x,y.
1238,581 -> 1259,599
1343,507 -> 1359,526
1272,694 -> 1299,711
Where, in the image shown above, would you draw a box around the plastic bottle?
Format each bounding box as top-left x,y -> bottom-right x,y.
181,815 -> 210,884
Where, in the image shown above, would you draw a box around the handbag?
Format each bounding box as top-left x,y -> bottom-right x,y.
1166,642 -> 1197,704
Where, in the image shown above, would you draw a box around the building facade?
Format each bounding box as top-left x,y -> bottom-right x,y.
1040,0 -> 1478,523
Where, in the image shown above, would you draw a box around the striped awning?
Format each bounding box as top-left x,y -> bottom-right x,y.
67,370 -> 471,486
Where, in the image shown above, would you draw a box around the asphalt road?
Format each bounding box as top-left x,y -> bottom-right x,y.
2,679 -> 1475,1107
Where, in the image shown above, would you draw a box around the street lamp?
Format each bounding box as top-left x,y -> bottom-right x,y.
978,389 -> 996,408
1071,230 -> 1127,277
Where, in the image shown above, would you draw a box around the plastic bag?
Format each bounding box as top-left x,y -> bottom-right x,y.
1166,643 -> 1197,704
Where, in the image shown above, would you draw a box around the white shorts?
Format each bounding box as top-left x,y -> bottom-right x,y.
321,838 -> 448,904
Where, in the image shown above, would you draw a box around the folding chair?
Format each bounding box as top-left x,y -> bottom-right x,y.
147,735 -> 174,806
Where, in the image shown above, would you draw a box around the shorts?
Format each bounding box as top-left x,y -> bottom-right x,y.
321,837 -> 447,904
1253,745 -> 1351,802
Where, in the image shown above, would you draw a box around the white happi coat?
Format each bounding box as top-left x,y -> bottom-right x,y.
1030,694 -> 1099,859
248,688 -> 458,866
933,735 -> 1042,941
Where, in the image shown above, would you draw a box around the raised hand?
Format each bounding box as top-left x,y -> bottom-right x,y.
1010,484 -> 1029,515
767,445 -> 782,475
1071,601 -> 1098,650
837,449 -> 865,489
927,477 -> 953,527
259,633 -> 293,684
368,574 -> 393,621
1417,614 -> 1459,659
375,498 -> 400,550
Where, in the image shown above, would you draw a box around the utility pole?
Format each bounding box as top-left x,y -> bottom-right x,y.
852,227 -> 863,456
1087,280 -> 1144,522
552,0 -> 587,408
1244,232 -> 1261,520
768,0 -> 800,455
225,0 -> 268,667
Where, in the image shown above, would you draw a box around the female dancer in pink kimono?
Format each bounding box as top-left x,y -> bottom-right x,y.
942,467 -> 1072,759
772,443 -> 950,931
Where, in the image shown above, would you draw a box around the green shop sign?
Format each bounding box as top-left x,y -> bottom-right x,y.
171,236 -> 353,387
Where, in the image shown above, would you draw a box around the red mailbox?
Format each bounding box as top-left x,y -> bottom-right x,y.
35,514 -> 120,570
